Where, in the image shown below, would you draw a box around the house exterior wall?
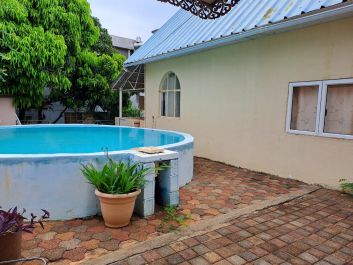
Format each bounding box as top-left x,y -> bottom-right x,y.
143,17 -> 353,188
0,97 -> 17,125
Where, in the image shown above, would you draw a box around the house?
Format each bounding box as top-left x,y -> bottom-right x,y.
124,0 -> 353,188
111,35 -> 142,58
0,96 -> 18,125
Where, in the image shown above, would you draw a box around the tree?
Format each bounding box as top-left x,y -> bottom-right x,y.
49,16 -> 126,122
1,0 -> 125,121
0,52 -> 6,82
0,0 -> 69,109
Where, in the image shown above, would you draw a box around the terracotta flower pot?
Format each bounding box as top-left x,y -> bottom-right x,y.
0,231 -> 22,264
95,189 -> 141,228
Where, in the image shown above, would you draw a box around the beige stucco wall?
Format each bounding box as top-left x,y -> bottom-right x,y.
144,17 -> 353,188
0,97 -> 17,125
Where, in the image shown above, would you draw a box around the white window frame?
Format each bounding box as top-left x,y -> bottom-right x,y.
286,78 -> 353,140
286,81 -> 322,136
159,72 -> 181,118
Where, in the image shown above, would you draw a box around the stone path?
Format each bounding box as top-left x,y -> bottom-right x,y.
116,189 -> 353,265
21,157 -> 309,264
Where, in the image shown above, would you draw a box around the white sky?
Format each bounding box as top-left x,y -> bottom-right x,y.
87,0 -> 179,42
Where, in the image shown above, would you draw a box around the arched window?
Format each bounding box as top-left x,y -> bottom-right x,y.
160,72 -> 181,117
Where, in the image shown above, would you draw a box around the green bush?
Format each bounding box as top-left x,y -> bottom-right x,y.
81,159 -> 149,194
339,179 -> 353,195
123,101 -> 142,117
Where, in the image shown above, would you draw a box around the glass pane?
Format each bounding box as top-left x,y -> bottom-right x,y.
161,92 -> 166,116
290,85 -> 319,132
324,84 -> 353,135
168,73 -> 175,90
167,91 -> 175,117
176,77 -> 180,90
161,78 -> 167,90
175,92 -> 180,117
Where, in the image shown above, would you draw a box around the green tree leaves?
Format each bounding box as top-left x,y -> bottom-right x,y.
0,0 -> 124,114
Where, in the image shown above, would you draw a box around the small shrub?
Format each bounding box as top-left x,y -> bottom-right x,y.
81,159 -> 149,194
158,206 -> 191,232
0,207 -> 50,235
339,179 -> 353,195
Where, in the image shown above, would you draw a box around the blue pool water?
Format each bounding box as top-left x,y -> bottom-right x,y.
0,125 -> 185,155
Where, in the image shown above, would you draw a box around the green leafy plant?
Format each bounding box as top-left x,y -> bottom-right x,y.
339,179 -> 353,195
81,159 -> 149,194
123,101 -> 142,118
159,206 -> 191,232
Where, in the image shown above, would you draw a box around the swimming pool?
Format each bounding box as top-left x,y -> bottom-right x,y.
0,125 -> 187,154
0,125 -> 194,219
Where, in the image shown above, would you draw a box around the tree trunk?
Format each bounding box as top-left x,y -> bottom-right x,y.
52,107 -> 67,124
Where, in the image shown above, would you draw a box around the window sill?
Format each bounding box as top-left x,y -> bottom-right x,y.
287,130 -> 353,140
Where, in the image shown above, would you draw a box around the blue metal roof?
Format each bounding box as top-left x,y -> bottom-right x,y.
125,0 -> 347,66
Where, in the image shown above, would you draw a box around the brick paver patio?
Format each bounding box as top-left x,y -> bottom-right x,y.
21,158 -> 310,264
118,189 -> 353,265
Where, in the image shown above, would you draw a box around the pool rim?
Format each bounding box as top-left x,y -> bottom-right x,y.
0,124 -> 194,159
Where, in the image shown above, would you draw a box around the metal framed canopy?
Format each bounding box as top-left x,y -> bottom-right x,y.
112,64 -> 144,92
158,0 -> 240,19
112,64 -> 144,119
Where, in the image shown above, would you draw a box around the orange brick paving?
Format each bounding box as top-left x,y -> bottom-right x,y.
116,189 -> 353,265
21,157 -> 309,264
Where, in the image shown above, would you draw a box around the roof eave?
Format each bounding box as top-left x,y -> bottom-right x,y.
124,2 -> 353,68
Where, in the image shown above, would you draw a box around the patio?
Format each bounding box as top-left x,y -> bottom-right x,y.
117,189 -> 353,265
20,157 -> 311,264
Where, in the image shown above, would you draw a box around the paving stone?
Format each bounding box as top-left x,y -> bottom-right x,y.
92,231 -> 112,242
41,247 -> 66,261
157,246 -> 175,257
167,253 -> 185,265
110,230 -> 130,241
63,247 -> 87,261
126,255 -> 145,265
203,251 -> 222,263
99,239 -> 120,251
179,248 -> 198,260
79,239 -> 100,250
38,238 -> 60,250
70,225 -> 88,233
22,247 -> 44,258
36,231 -> 57,241
298,252 -> 319,263
56,232 -> 75,241
189,256 -> 210,265
170,241 -> 188,252
75,231 -> 93,241
227,255 -> 246,265
59,238 -> 81,250
193,244 -> 211,255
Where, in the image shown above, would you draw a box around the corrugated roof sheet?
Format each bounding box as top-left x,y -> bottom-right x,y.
125,0 -> 346,66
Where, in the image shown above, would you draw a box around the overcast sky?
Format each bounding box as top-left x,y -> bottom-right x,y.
87,0 -> 179,42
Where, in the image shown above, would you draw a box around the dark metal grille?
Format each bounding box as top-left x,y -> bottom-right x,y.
158,0 -> 240,19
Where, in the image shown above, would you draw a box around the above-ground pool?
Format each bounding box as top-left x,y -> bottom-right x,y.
0,125 -> 194,220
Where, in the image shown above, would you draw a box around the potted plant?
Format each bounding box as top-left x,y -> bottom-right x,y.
0,207 -> 49,263
82,159 -> 149,228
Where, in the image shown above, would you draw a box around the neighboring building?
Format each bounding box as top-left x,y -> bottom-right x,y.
0,96 -> 18,125
124,0 -> 353,188
111,35 -> 141,58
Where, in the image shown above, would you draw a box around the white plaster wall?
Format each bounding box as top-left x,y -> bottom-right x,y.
0,97 -> 17,125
